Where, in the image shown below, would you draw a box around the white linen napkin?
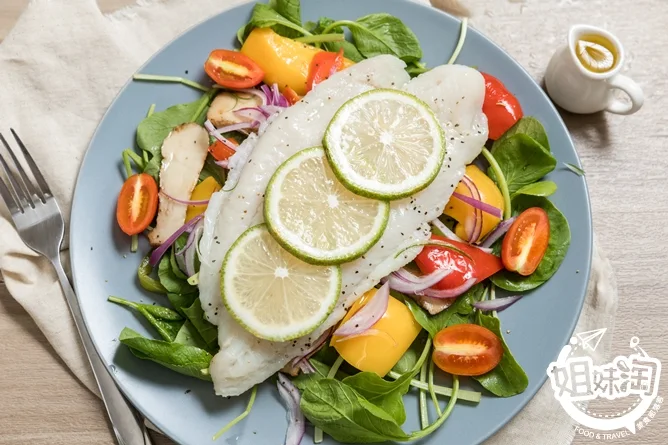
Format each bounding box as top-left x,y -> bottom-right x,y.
0,0 -> 618,443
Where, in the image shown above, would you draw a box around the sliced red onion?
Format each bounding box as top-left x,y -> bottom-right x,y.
334,282 -> 389,337
271,83 -> 281,104
481,217 -> 516,248
288,329 -> 331,368
473,295 -> 522,312
183,219 -> 204,277
277,373 -> 305,445
297,359 -> 315,374
415,278 -> 476,299
388,267 -> 453,294
460,176 -> 483,243
334,328 -> 397,347
215,159 -> 229,168
430,219 -> 464,242
214,121 -> 257,133
204,120 -> 238,150
149,214 -> 204,267
451,192 -> 502,219
160,191 -> 209,206
234,88 -> 267,107
261,84 -> 274,103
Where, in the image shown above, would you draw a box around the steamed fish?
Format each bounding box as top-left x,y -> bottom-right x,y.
199,57 -> 488,396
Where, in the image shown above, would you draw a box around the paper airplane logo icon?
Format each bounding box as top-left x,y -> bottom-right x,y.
577,328 -> 607,351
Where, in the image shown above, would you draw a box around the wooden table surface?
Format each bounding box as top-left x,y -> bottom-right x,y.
1,0 -> 666,444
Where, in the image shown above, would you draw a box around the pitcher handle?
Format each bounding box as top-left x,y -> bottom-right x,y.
606,74 -> 644,115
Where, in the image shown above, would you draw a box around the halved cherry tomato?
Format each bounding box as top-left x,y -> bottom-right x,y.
481,72 -> 523,140
116,173 -> 158,236
415,235 -> 504,291
433,324 -> 503,376
283,86 -> 301,105
204,49 -> 264,89
502,207 -> 550,276
306,48 -> 344,92
208,136 -> 239,162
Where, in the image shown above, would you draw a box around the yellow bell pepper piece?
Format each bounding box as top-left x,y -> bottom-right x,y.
186,176 -> 221,222
240,28 -> 354,96
444,165 -> 504,242
332,288 -> 422,377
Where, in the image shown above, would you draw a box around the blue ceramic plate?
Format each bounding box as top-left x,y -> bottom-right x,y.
70,1 -> 592,443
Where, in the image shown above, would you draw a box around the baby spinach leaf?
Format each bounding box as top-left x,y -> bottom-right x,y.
492,116 -> 550,152
174,320 -> 209,350
398,285 -> 486,337
119,328 -> 213,381
512,180 -> 557,198
158,255 -> 196,295
167,292 -> 198,316
349,14 -> 422,63
269,0 -> 301,27
488,133 -> 557,195
108,296 -> 184,342
343,372 -> 408,425
137,255 -> 166,294
170,248 -> 187,279
473,313 -> 528,396
311,18 -> 365,62
292,359 -> 333,392
183,298 -> 219,352
300,379 -> 409,443
239,3 -> 309,42
491,195 -> 571,291
199,154 -> 227,186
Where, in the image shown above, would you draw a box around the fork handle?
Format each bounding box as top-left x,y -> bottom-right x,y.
51,256 -> 154,445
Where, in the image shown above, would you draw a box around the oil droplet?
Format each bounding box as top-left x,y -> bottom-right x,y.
575,34 -> 618,73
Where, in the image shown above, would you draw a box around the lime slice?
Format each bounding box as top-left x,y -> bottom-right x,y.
221,224 -> 341,341
324,89 -> 445,200
265,147 -> 389,265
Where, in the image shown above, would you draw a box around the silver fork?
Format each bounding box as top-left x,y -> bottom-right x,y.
0,129 -> 153,445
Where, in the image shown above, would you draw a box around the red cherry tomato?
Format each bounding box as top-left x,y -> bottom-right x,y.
433,324 -> 503,376
502,207 -> 550,276
481,72 -> 523,140
306,49 -> 344,92
116,173 -> 158,236
208,136 -> 238,162
204,49 -> 264,89
415,236 -> 504,291
283,86 -> 301,105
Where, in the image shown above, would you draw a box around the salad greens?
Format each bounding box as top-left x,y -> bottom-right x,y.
512,180 -> 558,198
109,296 -> 184,342
119,328 -> 213,381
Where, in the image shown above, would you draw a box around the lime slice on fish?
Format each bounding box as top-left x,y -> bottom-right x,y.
264,147 -> 389,265
221,224 -> 341,341
324,89 -> 445,200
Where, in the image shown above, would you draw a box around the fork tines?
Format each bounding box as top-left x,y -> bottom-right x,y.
0,129 -> 51,214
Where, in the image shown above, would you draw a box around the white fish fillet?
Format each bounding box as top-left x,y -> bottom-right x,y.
199,59 -> 487,397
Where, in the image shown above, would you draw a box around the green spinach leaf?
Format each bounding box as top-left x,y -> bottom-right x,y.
167,292 -> 199,316
312,18 -> 365,62
473,313 -> 528,396
158,255 -> 196,295
492,116 -> 550,152
170,248 -> 187,279
183,298 -> 219,352
300,379 -> 409,443
238,3 -> 309,42
343,372 -> 409,425
137,255 -> 166,294
488,133 -> 556,195
119,328 -> 213,381
512,180 -> 557,198
199,154 -> 227,186
108,296 -> 183,342
174,320 -> 209,350
292,359 -> 332,392
269,0 -> 301,26
491,195 -> 571,291
349,14 -> 422,62
399,285 -> 486,337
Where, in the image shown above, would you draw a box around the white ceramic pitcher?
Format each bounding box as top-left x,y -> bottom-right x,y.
545,24 -> 643,115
